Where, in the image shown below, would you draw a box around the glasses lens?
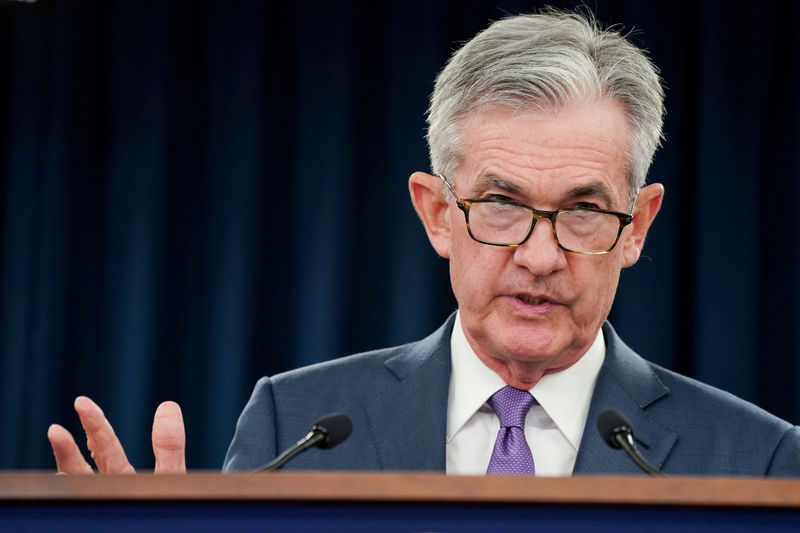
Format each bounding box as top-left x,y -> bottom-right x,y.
556,211 -> 620,253
468,202 -> 532,245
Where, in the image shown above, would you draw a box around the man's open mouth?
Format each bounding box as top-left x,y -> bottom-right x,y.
517,295 -> 549,306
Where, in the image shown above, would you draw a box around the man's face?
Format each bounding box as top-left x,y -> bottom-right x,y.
414,99 -> 661,388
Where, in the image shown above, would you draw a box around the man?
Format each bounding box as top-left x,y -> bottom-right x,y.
48,10 -> 800,476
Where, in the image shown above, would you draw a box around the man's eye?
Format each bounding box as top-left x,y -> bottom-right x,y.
571,202 -> 600,210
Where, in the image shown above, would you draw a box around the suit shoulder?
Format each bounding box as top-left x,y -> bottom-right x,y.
647,361 -> 793,433
267,315 -> 455,390
603,322 -> 793,435
271,342 -> 414,384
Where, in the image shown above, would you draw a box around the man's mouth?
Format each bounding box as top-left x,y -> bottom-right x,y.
516,294 -> 549,306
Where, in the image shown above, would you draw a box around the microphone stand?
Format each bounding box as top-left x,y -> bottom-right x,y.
255,430 -> 326,472
611,431 -> 665,477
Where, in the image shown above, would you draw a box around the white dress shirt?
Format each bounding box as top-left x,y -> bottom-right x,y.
446,311 -> 605,476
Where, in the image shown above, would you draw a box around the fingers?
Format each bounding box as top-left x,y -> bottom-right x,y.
47,424 -> 94,474
74,396 -> 136,474
152,401 -> 186,474
50,396 -> 185,475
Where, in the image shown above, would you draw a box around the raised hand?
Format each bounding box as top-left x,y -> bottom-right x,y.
47,396 -> 186,474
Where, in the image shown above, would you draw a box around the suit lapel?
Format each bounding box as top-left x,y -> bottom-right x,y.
574,322 -> 678,474
363,315 -> 455,471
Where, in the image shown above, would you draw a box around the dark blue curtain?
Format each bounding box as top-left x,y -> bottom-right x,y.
1,0 -> 799,470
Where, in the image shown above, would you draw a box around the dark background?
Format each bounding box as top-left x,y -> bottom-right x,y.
1,0 -> 799,470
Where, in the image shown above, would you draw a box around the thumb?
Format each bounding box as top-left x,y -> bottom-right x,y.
152,401 -> 186,474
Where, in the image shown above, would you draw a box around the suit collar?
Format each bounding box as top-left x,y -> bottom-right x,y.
574,322 -> 678,474
363,313 -> 456,471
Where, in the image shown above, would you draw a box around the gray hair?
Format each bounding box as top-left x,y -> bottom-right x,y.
426,10 -> 665,206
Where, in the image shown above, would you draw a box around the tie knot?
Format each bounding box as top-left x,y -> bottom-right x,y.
487,386 -> 536,428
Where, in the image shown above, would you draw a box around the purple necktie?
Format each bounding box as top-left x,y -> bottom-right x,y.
486,386 -> 536,475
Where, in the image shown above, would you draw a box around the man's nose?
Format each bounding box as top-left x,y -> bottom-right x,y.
512,218 -> 567,275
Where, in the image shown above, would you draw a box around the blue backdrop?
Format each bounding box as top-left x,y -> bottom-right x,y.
2,0 -> 799,470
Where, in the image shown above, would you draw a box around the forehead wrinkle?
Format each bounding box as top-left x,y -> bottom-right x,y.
527,144 -> 620,171
470,139 -> 620,176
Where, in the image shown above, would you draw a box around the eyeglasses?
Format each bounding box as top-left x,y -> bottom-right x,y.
439,175 -> 633,254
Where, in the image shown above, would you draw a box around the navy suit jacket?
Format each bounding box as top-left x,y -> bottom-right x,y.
223,314 -> 800,476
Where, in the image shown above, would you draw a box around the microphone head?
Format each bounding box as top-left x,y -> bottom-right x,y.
596,408 -> 633,449
310,413 -> 353,449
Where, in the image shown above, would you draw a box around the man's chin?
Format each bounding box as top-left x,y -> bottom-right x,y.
465,315 -> 573,360
501,320 -> 561,350
493,331 -> 564,363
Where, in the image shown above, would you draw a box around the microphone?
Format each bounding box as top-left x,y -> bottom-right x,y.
254,413 -> 353,472
596,409 -> 665,477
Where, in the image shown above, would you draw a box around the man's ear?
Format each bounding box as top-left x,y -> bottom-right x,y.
409,172 -> 452,258
621,183 -> 664,267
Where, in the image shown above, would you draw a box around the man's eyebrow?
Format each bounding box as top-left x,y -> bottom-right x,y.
471,175 -> 619,207
472,174 -> 523,195
565,184 -> 615,206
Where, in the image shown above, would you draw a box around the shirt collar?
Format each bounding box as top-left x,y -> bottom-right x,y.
446,310 -> 606,450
